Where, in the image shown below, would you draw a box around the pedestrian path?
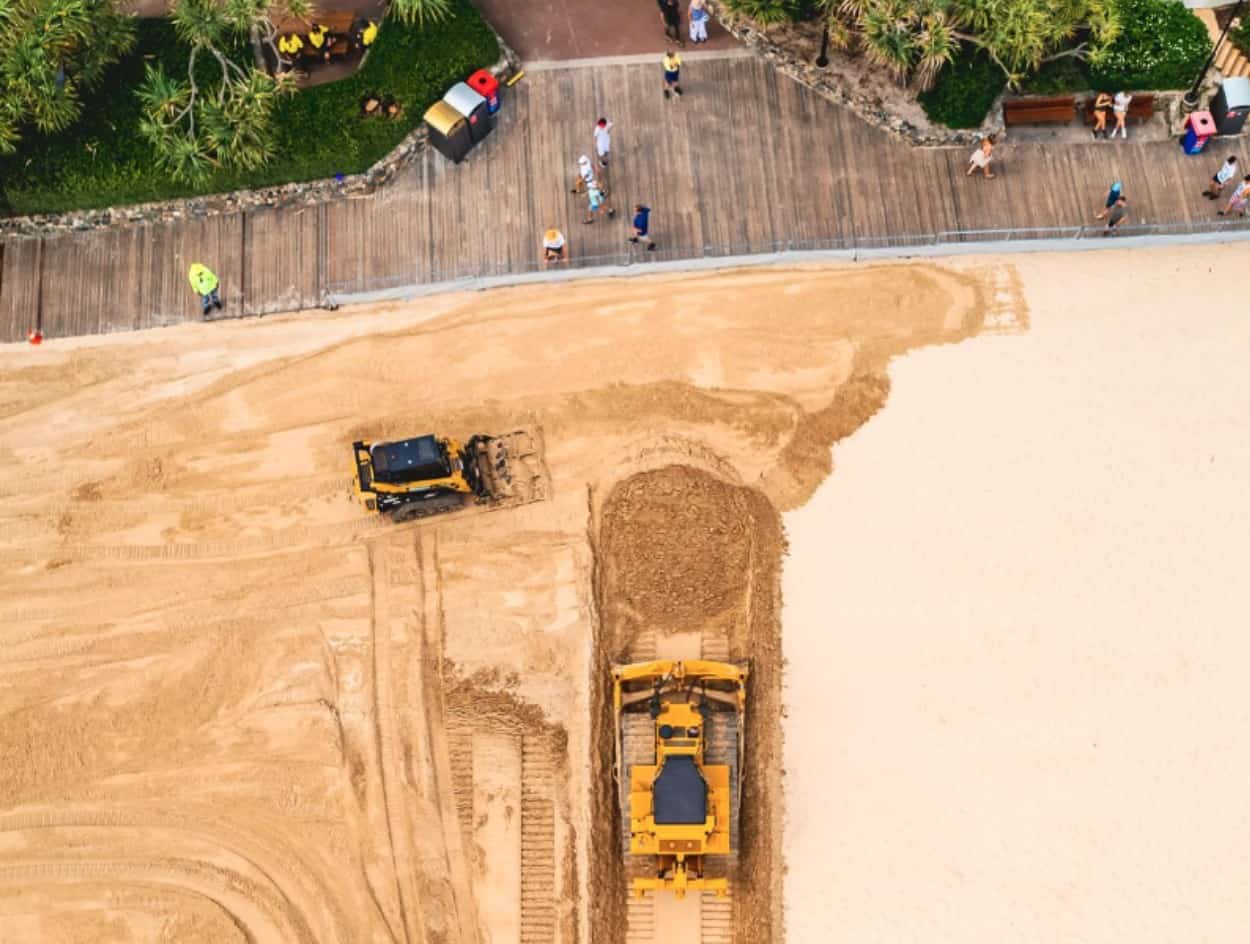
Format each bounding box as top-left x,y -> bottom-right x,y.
2,55 -> 1247,343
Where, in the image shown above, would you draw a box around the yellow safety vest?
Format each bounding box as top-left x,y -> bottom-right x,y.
279,33 -> 303,55
308,25 -> 327,48
362,21 -> 378,46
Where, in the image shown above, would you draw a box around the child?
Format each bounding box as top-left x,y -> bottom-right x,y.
662,50 -> 683,100
583,182 -> 616,224
628,204 -> 656,251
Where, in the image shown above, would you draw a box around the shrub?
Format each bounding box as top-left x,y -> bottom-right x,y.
0,0 -> 499,215
1020,57 -> 1091,94
919,48 -> 1006,128
1088,0 -> 1211,90
1231,16 -> 1250,59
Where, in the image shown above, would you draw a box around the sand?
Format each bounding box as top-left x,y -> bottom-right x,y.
782,243 -> 1250,941
0,258 -> 989,944
1,243 -> 1239,944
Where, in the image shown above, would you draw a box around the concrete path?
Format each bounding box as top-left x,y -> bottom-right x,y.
2,54 -> 1248,343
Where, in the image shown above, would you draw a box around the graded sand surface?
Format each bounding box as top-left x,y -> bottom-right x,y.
0,259 -> 1000,944
2,244 -> 1239,944
783,243 -> 1250,941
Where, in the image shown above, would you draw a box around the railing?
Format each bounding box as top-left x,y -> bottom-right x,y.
322,217 -> 1250,302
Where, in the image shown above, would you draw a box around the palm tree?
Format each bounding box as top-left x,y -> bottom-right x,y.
0,0 -> 135,153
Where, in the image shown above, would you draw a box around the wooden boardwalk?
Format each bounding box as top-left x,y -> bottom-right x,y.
2,54 -> 1247,343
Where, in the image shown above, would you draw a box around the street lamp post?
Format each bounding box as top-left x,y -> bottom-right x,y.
1184,0 -> 1247,110
815,22 -> 830,67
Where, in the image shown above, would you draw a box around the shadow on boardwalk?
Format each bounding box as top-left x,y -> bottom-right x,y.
2,55 -> 1248,343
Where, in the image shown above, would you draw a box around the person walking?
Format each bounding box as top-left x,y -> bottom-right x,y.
1218,174 -> 1250,216
571,154 -> 598,195
583,180 -> 616,224
658,0 -> 684,46
1094,179 -> 1123,219
542,228 -> 568,267
628,204 -> 657,251
966,136 -> 995,178
594,118 -> 613,191
188,263 -> 223,316
1091,91 -> 1112,138
689,0 -> 711,43
1203,156 -> 1239,199
662,50 -> 683,99
1102,196 -> 1128,235
1111,90 -> 1132,139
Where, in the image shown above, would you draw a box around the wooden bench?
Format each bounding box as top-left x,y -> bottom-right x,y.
1003,96 -> 1076,126
1082,94 -> 1155,124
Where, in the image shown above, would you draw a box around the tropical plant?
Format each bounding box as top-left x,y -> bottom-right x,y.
919,46 -> 1005,125
724,0 -> 793,29
819,0 -> 1119,89
0,0 -> 135,154
137,0 -> 303,183
391,0 -> 451,27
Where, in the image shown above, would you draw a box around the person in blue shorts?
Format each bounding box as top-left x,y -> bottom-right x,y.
628,204 -> 656,250
662,50 -> 683,99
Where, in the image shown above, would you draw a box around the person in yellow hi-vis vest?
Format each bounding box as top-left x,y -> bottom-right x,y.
307,22 -> 332,61
278,31 -> 303,63
353,18 -> 378,51
188,263 -> 222,317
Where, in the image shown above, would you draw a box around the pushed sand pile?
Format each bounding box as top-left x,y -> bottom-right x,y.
0,260 -> 997,943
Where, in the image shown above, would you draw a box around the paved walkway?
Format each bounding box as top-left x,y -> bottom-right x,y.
2,54 -> 1248,343
471,0 -> 736,60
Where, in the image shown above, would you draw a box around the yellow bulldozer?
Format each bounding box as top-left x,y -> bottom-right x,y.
613,658 -> 747,899
352,429 -> 546,522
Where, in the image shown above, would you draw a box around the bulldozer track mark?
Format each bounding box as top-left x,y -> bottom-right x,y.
0,857 -> 318,944
701,890 -> 735,944
520,733 -> 558,944
447,723 -> 476,844
368,538 -> 423,944
0,811 -> 353,943
625,894 -> 657,944
45,516 -> 387,563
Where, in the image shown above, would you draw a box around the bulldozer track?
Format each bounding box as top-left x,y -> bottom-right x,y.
701,890 -> 734,944
520,734 -> 558,944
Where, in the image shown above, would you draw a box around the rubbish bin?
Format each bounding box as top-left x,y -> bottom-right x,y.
443,81 -> 494,144
1181,111 -> 1216,154
424,100 -> 473,163
467,69 -> 501,114
1211,76 -> 1250,135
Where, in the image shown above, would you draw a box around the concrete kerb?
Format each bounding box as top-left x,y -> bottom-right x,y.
324,226 -> 1250,309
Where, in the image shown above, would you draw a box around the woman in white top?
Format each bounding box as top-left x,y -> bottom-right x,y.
1111,91 -> 1132,139
966,136 -> 995,178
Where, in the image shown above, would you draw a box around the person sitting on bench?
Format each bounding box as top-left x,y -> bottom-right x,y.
382,96 -> 402,119
277,31 -> 303,68
353,18 -> 378,51
360,92 -> 382,117
307,23 -> 333,62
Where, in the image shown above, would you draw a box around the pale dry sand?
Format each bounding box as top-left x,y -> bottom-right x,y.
782,243 -> 1250,941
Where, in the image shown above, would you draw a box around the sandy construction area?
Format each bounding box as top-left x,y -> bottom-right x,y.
1,243 -> 1240,944
0,258 -> 998,944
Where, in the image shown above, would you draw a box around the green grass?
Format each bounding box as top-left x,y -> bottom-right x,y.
0,0 -> 499,216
